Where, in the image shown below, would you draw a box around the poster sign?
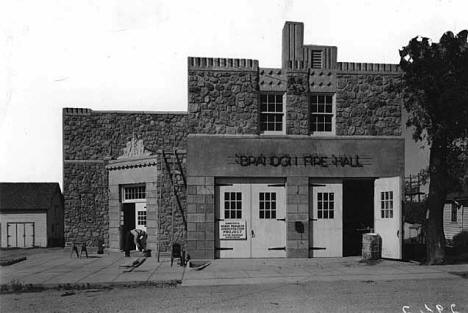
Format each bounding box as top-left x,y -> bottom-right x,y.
219,220 -> 247,240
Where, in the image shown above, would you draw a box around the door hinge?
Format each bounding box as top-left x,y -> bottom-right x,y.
215,247 -> 234,251
215,183 -> 233,187
216,218 -> 224,222
276,218 -> 286,221
268,183 -> 285,187
309,183 -> 326,187
309,247 -> 327,250
268,246 -> 286,251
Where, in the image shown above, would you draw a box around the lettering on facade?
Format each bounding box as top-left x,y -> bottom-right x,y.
234,153 -> 364,168
219,220 -> 247,240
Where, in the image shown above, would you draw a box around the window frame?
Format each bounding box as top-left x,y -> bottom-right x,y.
259,93 -> 286,135
309,93 -> 336,136
259,192 -> 277,219
224,192 -> 242,219
380,191 -> 394,219
121,184 -> 146,203
137,210 -> 147,226
317,192 -> 335,219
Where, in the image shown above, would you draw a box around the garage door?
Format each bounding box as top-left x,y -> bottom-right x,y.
217,182 -> 286,258
7,222 -> 35,248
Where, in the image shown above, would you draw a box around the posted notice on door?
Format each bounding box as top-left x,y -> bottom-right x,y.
219,220 -> 247,240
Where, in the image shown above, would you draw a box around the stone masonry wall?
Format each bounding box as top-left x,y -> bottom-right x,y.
188,57 -> 259,134
63,109 -> 188,246
286,70 -> 310,135
63,161 -> 108,246
336,73 -> 402,136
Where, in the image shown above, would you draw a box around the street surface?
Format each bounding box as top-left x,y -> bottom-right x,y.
1,278 -> 467,313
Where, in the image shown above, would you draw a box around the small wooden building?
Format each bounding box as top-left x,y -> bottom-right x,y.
0,183 -> 64,248
444,186 -> 468,242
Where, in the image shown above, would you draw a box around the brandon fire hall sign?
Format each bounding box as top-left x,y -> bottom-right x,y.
234,153 -> 366,168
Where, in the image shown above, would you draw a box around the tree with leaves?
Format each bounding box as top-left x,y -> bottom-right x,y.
399,30 -> 468,264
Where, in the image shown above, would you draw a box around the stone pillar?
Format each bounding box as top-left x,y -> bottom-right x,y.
286,176 -> 309,257
186,176 -> 215,259
286,70 -> 309,135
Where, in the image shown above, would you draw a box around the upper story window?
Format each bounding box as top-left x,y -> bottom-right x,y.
309,94 -> 335,135
260,94 -> 285,134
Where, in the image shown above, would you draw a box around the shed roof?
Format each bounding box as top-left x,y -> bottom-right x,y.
0,183 -> 62,211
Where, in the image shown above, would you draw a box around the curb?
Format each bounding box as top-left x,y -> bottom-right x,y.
0,279 -> 181,294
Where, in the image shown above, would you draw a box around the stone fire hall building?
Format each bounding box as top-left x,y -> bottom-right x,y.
63,22 -> 404,260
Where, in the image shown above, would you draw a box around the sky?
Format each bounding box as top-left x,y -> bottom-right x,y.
0,0 -> 467,188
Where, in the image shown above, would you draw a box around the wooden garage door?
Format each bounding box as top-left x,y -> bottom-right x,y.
7,222 -> 35,248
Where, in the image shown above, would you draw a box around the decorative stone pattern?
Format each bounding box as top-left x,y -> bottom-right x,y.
63,109 -> 188,247
286,71 -> 310,135
259,68 -> 286,92
188,57 -> 259,134
336,73 -> 402,136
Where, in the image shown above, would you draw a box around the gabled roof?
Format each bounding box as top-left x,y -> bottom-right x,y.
0,183 -> 62,211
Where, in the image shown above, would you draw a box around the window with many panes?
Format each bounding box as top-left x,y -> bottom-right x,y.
317,192 -> 334,219
310,94 -> 334,134
224,192 -> 242,219
381,191 -> 393,218
123,185 -> 146,201
259,192 -> 277,219
260,94 -> 284,133
137,211 -> 147,226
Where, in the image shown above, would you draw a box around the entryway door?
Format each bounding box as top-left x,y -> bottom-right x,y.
7,222 -> 35,248
310,183 -> 343,257
217,182 -> 286,258
374,177 -> 402,259
135,202 -> 147,232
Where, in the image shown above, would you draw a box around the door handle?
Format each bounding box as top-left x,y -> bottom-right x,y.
251,229 -> 255,238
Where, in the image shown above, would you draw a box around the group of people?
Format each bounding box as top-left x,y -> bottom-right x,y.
123,228 -> 147,257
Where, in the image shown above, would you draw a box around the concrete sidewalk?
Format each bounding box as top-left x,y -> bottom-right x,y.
2,250 -> 467,291
182,257 -> 468,286
0,249 -> 184,292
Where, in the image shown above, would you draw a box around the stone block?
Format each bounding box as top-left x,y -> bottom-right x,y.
204,177 -> 214,186
197,185 -> 214,195
187,186 -> 197,195
287,248 -> 308,258
187,222 -> 197,232
287,213 -> 308,221
187,203 -> 197,213
196,223 -> 206,232
187,177 -> 205,185
185,240 -> 197,251
196,203 -> 206,213
287,240 -> 298,249
287,185 -> 298,195
297,203 -> 309,213
196,240 -> 206,250
287,203 -> 298,213
187,213 -> 205,222
287,176 -> 308,186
